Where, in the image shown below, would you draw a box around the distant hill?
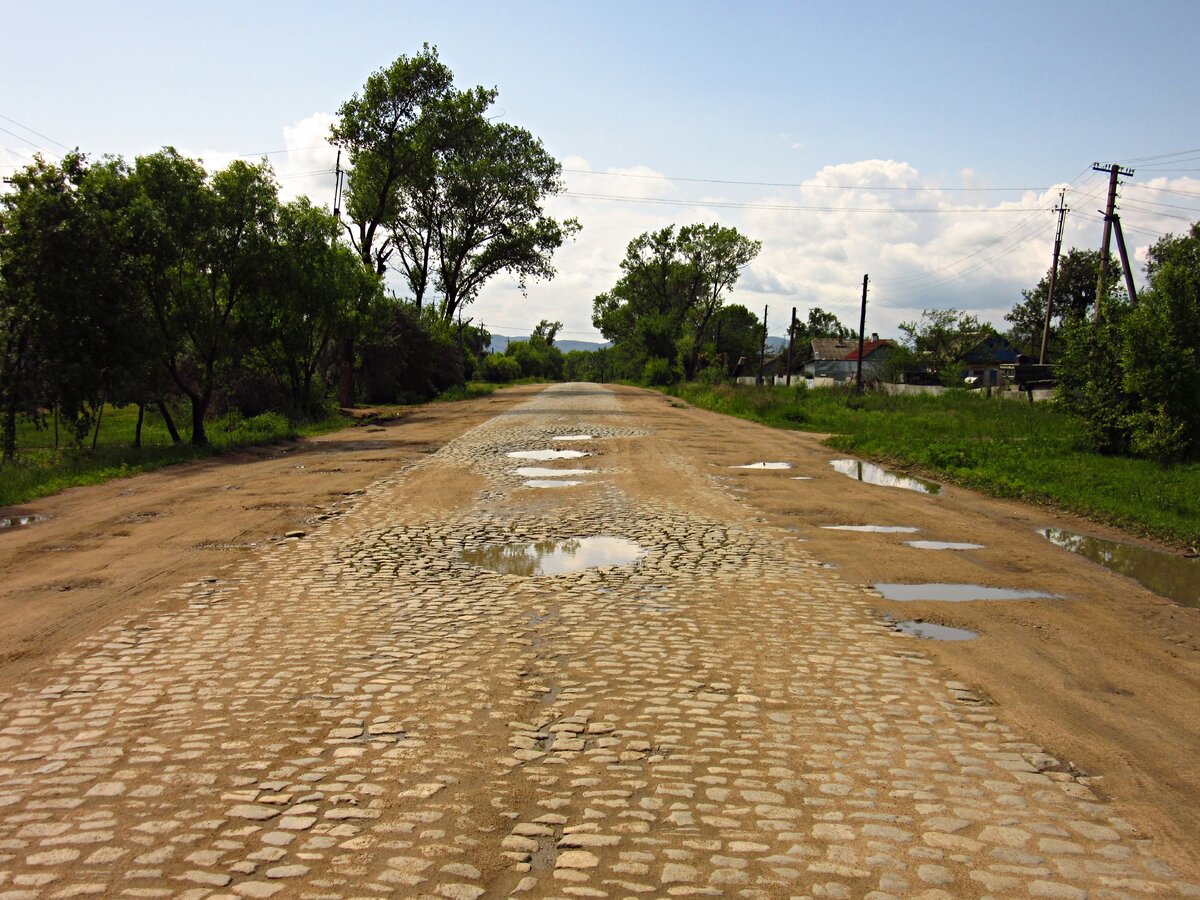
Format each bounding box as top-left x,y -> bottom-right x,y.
487,334 -> 610,353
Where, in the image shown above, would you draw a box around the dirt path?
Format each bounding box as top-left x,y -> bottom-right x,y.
0,383 -> 1196,898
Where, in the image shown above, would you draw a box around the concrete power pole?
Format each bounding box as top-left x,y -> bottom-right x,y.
758,305 -> 768,386
1039,190 -> 1068,364
785,306 -> 797,386
855,275 -> 868,396
1092,162 -> 1135,322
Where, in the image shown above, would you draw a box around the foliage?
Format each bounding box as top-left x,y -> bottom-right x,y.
480,353 -> 522,383
897,308 -> 993,385
1006,248 -> 1118,358
592,223 -> 761,382
669,382 -> 1200,545
712,304 -> 765,377
1058,222 -> 1200,462
787,307 -> 852,350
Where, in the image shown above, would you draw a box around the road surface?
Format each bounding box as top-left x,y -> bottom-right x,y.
0,383 -> 1197,898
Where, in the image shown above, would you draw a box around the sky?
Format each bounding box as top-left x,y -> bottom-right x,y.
2,0 -> 1198,341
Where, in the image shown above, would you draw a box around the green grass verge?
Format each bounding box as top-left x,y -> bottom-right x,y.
0,382 -> 501,507
670,382 -> 1200,548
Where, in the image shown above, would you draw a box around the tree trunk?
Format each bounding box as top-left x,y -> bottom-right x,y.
91,399 -> 105,451
190,395 -> 209,447
134,402 -> 145,448
157,400 -> 182,444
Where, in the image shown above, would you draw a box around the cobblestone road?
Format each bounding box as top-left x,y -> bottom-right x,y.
1,384 -> 1195,898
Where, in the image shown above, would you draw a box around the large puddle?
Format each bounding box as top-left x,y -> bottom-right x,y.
507,449 -> 589,461
875,583 -> 1058,602
822,525 -> 921,534
0,514 -> 46,529
514,467 -> 592,478
829,459 -> 940,494
523,479 -> 584,489
903,540 -> 984,551
1039,528 -> 1200,609
461,536 -> 645,576
892,620 -> 979,641
731,462 -> 793,470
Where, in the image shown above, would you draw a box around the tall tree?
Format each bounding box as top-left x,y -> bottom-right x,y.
898,308 -> 991,384
1006,248 -> 1118,356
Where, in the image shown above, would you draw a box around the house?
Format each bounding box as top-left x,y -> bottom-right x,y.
959,334 -> 1025,387
802,335 -> 894,383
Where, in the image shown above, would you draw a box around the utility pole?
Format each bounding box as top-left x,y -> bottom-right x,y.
785,306 -> 797,386
1039,190 -> 1068,364
331,150 -> 344,249
1112,214 -> 1139,305
758,305 -> 768,386
1092,162 -> 1134,321
855,275 -> 868,396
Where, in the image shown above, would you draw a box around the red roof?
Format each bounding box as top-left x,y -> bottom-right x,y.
841,339 -> 892,361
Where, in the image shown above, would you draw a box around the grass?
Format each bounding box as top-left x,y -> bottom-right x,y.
670,382 -> 1200,548
0,381 -> 501,507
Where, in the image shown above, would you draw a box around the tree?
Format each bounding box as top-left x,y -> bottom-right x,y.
786,307 -> 851,359
711,304 -> 764,377
591,223 -> 760,381
898,308 -> 991,384
1006,248 -> 1119,357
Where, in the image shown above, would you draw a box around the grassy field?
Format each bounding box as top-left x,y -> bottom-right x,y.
671,383 -> 1200,548
0,383 -> 500,508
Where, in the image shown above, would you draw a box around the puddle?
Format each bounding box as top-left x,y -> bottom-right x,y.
514,467 -> 592,478
553,434 -> 592,441
791,476 -> 814,480
892,620 -> 979,641
903,540 -> 984,551
507,449 -> 589,461
1038,527 -> 1200,609
731,462 -> 792,470
523,479 -> 585,489
0,514 -> 46,529
822,525 -> 921,534
461,536 -> 646,576
829,459 -> 940,494
875,583 -> 1058,602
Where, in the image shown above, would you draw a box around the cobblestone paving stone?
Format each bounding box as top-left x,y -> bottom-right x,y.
1,384 -> 1197,898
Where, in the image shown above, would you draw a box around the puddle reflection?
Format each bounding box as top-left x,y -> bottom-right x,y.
514,467 -> 592,478
553,434 -> 593,441
893,620 -> 979,641
731,461 -> 792,470
523,479 -> 585,488
507,449 -> 589,461
875,583 -> 1058,602
830,459 -> 940,494
0,514 -> 46,529
461,536 -> 645,576
1039,528 -> 1200,609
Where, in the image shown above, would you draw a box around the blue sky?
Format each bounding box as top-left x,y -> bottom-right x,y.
3,0 -> 1198,340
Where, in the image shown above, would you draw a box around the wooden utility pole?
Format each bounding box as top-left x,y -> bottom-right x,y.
758,305 -> 768,385
1039,190 -> 1068,364
1092,162 -> 1134,321
785,306 -> 797,386
855,275 -> 868,395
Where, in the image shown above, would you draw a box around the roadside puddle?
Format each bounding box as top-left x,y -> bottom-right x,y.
822,525 -> 921,534
461,536 -> 645,576
903,540 -> 984,550
875,583 -> 1058,602
507,449 -> 589,461
1038,527 -> 1200,609
731,462 -> 792,470
523,480 -> 585,489
514,467 -> 592,478
892,620 -> 979,641
0,514 -> 46,529
553,434 -> 593,441
829,459 -> 940,494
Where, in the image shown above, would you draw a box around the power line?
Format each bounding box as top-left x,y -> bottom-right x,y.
0,113 -> 73,152
563,167 -> 1047,192
561,190 -> 1047,214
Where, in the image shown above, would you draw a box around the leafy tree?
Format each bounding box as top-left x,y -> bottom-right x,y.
789,307 -> 851,347
898,308 -> 992,385
1006,249 -> 1119,358
592,223 -> 760,381
531,319 -> 562,346
711,304 -> 764,377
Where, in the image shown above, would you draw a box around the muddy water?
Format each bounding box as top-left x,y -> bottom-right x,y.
904,540 -> 985,550
731,462 -> 793,470
461,536 -> 645,576
0,514 -> 46,529
513,467 -> 592,478
822,525 -> 921,534
875,583 -> 1058,602
1039,528 -> 1200,609
829,459 -> 940,494
893,620 -> 979,641
506,449 -> 589,461
522,480 -> 585,489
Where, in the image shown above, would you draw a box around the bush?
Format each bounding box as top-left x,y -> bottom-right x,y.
641,357 -> 679,386
481,353 -> 522,383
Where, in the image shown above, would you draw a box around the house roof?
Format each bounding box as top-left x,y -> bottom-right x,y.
810,338 -> 854,360
841,339 -> 893,362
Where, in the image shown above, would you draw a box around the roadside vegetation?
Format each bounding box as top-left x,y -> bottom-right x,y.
670,382 -> 1200,547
